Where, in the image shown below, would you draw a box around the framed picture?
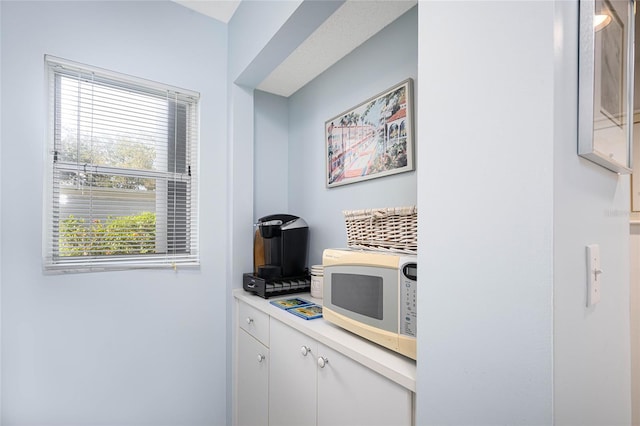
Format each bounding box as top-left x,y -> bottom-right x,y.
325,79 -> 414,188
578,0 -> 634,174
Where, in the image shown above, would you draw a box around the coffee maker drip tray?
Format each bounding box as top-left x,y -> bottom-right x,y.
243,272 -> 311,299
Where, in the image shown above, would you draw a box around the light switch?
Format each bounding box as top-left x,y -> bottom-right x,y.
586,244 -> 602,306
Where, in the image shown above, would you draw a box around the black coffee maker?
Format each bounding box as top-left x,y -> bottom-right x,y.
254,214 -> 308,279
244,214 -> 310,298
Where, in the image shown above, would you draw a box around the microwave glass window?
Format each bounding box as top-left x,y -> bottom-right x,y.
332,273 -> 383,320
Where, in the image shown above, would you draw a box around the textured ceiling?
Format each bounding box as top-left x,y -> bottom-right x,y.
174,0 -> 417,97
173,0 -> 240,23
257,1 -> 416,97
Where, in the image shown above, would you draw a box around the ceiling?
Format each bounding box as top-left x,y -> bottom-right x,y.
173,0 -> 241,24
173,0 -> 417,97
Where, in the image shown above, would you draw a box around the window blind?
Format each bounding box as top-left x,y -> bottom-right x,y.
43,56 -> 200,272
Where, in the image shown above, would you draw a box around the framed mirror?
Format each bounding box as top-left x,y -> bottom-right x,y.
579,0 -> 635,174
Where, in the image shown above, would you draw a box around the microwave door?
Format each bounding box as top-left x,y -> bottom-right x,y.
325,266 -> 398,334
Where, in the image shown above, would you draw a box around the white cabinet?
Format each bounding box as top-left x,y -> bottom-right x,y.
235,291 -> 416,426
269,319 -> 318,426
237,330 -> 269,426
236,300 -> 270,426
269,317 -> 412,426
316,342 -> 412,426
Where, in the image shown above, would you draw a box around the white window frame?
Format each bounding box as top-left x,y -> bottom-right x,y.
43,56 -> 200,273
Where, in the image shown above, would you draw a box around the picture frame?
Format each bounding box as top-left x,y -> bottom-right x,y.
578,0 -> 634,174
325,79 -> 414,188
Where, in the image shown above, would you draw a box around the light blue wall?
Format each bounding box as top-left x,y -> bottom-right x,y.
1,1 -> 228,424
1,1 -> 633,425
553,1 -> 631,424
283,6 -> 418,266
0,1 -> 3,420
229,0 -> 342,88
254,90 -> 290,219
228,0 -> 301,83
227,6 -> 417,425
227,0 -> 346,297
418,0 -> 631,424
417,1 -> 554,424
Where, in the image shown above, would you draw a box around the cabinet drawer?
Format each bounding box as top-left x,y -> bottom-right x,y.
238,301 -> 269,346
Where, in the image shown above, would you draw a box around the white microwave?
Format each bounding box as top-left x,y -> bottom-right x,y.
322,248 -> 417,360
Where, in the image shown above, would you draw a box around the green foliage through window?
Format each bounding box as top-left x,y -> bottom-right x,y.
59,212 -> 156,257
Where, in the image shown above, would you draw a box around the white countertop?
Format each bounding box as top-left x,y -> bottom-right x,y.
233,288 -> 417,392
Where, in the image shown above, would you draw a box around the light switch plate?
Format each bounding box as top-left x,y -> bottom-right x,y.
586,244 -> 602,306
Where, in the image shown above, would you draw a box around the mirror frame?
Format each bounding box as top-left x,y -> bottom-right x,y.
579,0 -> 635,174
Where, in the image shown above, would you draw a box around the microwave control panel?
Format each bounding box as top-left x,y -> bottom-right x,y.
400,262 -> 417,338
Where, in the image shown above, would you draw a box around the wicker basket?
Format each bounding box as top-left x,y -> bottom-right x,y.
343,206 -> 417,254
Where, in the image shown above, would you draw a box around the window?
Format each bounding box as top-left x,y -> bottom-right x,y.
43,56 -> 200,272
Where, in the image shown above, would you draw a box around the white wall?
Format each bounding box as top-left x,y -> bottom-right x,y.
1,1 -> 228,424
286,7 -> 418,266
554,1 -> 631,424
417,1 -> 554,424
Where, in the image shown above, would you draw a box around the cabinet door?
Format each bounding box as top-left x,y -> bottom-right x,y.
269,319 -> 317,426
237,329 -> 269,426
316,344 -> 412,426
